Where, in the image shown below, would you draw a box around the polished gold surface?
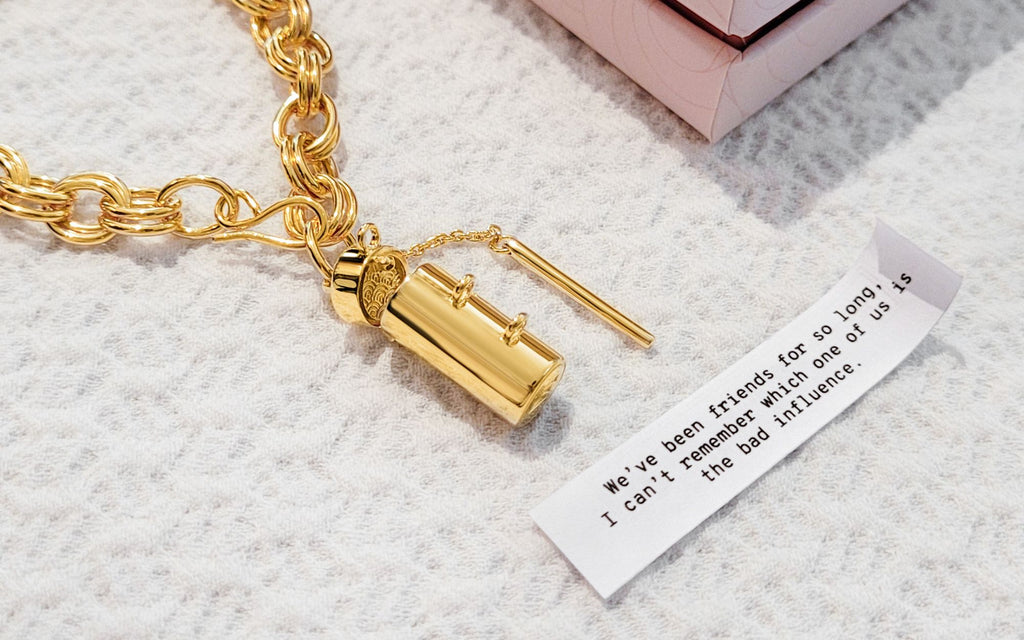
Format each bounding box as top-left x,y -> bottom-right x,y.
504,238 -> 655,348
381,264 -> 565,426
330,246 -> 373,325
330,245 -> 565,425
451,274 -> 476,309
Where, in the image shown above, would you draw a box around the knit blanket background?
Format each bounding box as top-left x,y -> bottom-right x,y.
1,0 -> 1021,636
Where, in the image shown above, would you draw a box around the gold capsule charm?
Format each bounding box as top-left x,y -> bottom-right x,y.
330,241 -> 564,426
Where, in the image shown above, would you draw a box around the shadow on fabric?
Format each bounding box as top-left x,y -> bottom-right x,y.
479,0 -> 1024,224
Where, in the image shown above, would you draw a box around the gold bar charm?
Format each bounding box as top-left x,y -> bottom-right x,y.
503,238 -> 655,348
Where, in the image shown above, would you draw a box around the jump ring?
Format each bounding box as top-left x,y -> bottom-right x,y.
273,93 -> 340,161
100,188 -> 182,235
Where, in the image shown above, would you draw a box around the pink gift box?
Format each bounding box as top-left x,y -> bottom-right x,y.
672,0 -> 808,44
530,0 -> 910,141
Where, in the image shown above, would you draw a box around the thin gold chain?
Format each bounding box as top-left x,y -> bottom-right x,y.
0,0 -> 354,260
403,225 -> 511,259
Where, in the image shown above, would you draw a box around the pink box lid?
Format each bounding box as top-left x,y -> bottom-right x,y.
672,0 -> 803,39
530,0 -> 909,141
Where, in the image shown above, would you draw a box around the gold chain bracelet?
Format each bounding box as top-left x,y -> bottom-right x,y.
0,0 -> 653,425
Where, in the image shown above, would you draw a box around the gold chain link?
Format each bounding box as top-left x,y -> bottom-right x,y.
403,225 -> 511,259
0,0 -> 354,262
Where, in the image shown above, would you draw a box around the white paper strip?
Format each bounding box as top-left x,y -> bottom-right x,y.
531,221 -> 962,599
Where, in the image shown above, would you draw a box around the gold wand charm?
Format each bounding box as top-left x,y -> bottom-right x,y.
327,225 -> 653,425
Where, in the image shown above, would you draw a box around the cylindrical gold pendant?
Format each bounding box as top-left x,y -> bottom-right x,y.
329,245 -> 564,425
381,263 -> 564,425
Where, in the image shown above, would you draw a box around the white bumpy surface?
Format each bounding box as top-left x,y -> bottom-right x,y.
1,1 -> 1022,637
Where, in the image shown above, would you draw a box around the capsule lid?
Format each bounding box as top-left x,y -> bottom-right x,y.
330,245 -> 408,326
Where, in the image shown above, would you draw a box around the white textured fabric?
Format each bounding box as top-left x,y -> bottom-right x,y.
1,1 -> 1022,637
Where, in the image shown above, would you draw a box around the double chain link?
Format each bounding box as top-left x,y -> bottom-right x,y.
0,0 -> 354,262
0,0 -> 504,277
